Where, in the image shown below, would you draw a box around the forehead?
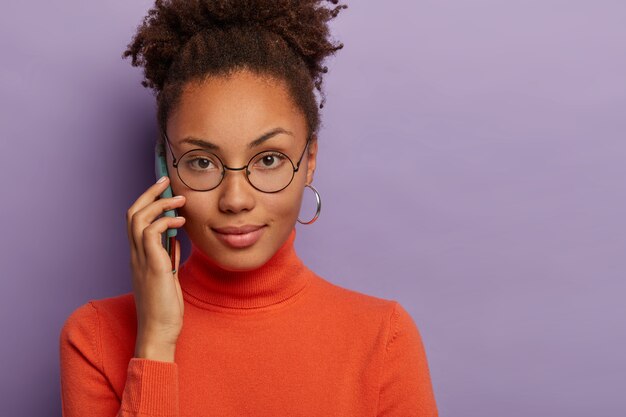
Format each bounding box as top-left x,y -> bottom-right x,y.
167,70 -> 306,149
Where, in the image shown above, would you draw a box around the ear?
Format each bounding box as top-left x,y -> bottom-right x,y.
305,135 -> 318,185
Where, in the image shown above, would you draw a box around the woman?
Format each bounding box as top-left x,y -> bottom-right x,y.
59,1 -> 438,416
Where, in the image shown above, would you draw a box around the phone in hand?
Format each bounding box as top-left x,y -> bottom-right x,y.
155,141 -> 178,268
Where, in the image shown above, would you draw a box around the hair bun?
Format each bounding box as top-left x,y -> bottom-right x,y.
123,0 -> 348,136
123,0 -> 347,92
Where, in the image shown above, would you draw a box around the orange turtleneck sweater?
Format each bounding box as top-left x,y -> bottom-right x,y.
59,227 -> 438,416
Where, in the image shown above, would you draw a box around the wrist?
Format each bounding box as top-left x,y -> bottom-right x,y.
134,340 -> 177,362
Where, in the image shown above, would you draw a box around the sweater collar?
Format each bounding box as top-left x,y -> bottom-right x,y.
178,227 -> 309,310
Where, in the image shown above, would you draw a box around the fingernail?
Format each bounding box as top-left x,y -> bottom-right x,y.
157,176 -> 167,183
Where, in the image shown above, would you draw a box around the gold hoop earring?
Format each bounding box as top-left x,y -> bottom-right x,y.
297,184 -> 321,225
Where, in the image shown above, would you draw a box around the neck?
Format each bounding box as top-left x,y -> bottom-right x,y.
178,227 -> 309,310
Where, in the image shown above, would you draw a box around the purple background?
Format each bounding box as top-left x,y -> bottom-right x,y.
2,1 -> 625,416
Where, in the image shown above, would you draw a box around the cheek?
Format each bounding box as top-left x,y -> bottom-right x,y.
168,169 -> 211,218
174,192 -> 216,225
261,186 -> 303,223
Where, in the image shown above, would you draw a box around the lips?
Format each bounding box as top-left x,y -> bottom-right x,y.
212,225 -> 265,234
211,224 -> 267,248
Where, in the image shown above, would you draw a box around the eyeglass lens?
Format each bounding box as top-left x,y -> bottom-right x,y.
177,150 -> 295,192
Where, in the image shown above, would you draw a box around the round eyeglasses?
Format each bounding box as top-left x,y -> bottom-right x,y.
161,130 -> 312,193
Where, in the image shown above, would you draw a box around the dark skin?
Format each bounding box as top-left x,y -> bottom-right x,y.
126,69 -> 318,361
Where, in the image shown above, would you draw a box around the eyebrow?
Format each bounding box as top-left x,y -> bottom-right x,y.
177,127 -> 294,150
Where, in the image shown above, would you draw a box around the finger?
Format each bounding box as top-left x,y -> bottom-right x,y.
126,176 -> 179,252
173,239 -> 184,314
175,239 -> 180,272
142,215 -> 186,272
131,193 -> 186,263
174,238 -> 182,276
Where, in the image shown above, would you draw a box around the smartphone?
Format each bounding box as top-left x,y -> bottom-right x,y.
155,141 -> 178,269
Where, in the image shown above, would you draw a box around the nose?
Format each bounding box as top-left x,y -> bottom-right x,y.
217,167 -> 256,214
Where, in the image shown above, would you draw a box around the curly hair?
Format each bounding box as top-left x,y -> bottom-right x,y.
121,0 -> 348,144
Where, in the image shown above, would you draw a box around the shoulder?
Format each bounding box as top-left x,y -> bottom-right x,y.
60,292 -> 137,345
88,292 -> 136,323
329,291 -> 431,369
307,274 -> 408,330
59,300 -> 98,348
306,274 -> 428,359
62,292 -> 136,322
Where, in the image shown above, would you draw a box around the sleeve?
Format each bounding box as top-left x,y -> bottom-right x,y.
376,302 -> 438,417
59,302 -> 180,417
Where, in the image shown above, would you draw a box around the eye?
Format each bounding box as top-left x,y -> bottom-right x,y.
190,157 -> 213,170
252,151 -> 287,170
184,153 -> 221,172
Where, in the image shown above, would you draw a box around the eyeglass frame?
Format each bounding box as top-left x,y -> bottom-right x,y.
160,129 -> 313,194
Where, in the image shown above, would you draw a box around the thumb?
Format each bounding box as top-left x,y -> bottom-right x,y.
173,238 -> 181,278
174,239 -> 180,275
173,239 -> 184,312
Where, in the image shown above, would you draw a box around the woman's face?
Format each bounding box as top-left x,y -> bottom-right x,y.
165,69 -> 317,271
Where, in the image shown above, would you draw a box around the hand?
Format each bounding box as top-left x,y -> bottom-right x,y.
126,176 -> 187,360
